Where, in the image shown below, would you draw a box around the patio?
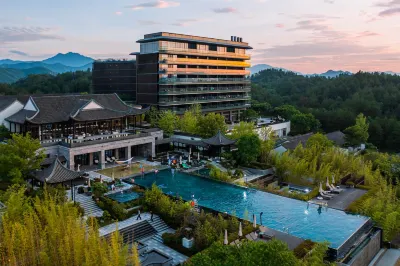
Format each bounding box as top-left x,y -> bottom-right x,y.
96,162 -> 162,179
309,187 -> 367,210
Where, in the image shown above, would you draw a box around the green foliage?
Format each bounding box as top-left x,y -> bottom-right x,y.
251,69 -> 400,152
146,106 -> 160,127
0,186 -> 137,266
0,125 -> 10,140
230,121 -> 255,140
291,113 -> 321,135
197,113 -> 227,138
0,70 -> 92,95
293,240 -> 315,259
306,133 -> 334,151
0,133 -> 45,184
344,113 -> 369,146
96,196 -> 127,220
241,109 -> 259,122
209,166 -> 232,182
158,110 -> 178,136
236,134 -> 261,165
92,182 -> 108,198
178,104 -> 201,135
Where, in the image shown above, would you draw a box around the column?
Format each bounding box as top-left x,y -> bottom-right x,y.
151,141 -> 156,158
114,148 -> 119,159
127,146 -> 131,159
100,150 -> 106,169
89,153 -> 93,166
69,154 -> 75,170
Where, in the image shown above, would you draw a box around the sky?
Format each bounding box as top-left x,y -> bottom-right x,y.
1,0 -> 400,73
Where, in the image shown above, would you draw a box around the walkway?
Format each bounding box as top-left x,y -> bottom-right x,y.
309,187 -> 367,210
374,249 -> 400,266
67,190 -> 103,218
99,213 -> 188,265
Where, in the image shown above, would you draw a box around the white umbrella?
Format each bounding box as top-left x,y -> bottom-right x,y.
189,147 -> 192,155
332,175 -> 335,185
326,177 -> 330,188
112,171 -> 115,181
88,178 -> 91,187
238,222 -> 243,237
319,182 -> 323,194
197,152 -> 200,161
179,156 -> 182,165
77,164 -> 80,172
188,154 -> 191,163
224,229 -> 228,245
253,214 -> 257,228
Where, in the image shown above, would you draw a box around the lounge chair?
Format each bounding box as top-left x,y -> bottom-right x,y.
319,193 -> 333,200
111,156 -> 116,161
106,157 -> 113,163
328,183 -> 343,193
94,160 -> 99,165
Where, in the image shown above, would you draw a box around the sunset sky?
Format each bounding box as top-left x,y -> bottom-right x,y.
1,0 -> 400,73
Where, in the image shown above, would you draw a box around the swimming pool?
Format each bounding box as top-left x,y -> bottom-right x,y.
107,190 -> 141,203
133,169 -> 370,250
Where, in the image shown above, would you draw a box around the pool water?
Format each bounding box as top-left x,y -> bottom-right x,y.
107,190 -> 140,203
134,169 -> 369,249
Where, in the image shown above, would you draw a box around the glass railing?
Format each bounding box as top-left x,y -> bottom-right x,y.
164,103 -> 251,113
161,58 -> 251,68
159,47 -> 251,59
159,86 -> 251,95
162,68 -> 250,76
159,77 -> 251,84
159,96 -> 250,104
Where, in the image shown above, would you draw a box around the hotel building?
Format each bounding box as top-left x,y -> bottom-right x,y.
133,32 -> 252,122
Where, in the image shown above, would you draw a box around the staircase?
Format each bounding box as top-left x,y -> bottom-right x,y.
148,216 -> 174,243
69,191 -> 103,218
105,220 -> 157,244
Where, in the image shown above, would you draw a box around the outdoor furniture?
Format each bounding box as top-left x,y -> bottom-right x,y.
111,157 -> 116,161
106,157 -> 113,163
94,160 -> 99,165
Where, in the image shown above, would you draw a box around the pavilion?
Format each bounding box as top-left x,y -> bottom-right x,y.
202,130 -> 237,158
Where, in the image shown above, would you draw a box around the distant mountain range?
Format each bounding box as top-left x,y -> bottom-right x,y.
0,52 -> 94,83
250,64 -> 399,78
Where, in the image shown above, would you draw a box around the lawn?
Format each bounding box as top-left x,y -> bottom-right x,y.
96,162 -> 160,179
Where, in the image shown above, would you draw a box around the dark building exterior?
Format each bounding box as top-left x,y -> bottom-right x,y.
133,32 -> 252,122
92,60 -> 137,103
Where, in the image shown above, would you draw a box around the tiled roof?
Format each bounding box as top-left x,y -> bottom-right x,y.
326,131 -> 345,147
202,130 -> 236,146
33,158 -> 82,184
6,109 -> 36,124
0,96 -> 30,111
6,94 -> 147,124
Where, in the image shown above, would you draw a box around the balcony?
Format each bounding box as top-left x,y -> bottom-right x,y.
161,58 -> 251,68
159,77 -> 251,84
162,68 -> 250,76
159,86 -> 251,95
166,103 -> 251,114
159,95 -> 250,106
159,47 -> 251,60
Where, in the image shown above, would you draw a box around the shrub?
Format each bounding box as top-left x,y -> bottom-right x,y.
92,182 -> 108,198
77,186 -> 84,194
293,239 -> 315,258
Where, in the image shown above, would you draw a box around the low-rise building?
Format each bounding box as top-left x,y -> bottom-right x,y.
255,117 -> 291,138
3,93 -> 163,170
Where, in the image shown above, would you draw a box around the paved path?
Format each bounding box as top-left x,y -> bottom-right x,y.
375,249 -> 400,266
309,187 -> 367,210
67,190 -> 103,218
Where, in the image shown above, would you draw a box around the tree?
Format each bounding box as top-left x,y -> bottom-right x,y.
344,113 -> 369,146
231,122 -> 255,140
241,109 -> 258,122
291,113 -> 321,135
259,126 -> 275,141
158,110 -> 178,136
275,105 -> 300,120
0,124 -> 10,140
92,182 -> 109,198
0,187 -> 137,266
178,104 -> 201,134
236,134 -> 261,165
197,113 -> 227,138
0,133 -> 45,184
306,133 -> 334,150
146,106 -> 160,127
260,139 -> 276,164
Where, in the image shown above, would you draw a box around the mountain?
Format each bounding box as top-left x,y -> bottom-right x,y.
317,70 -> 352,78
0,59 -> 30,65
0,62 -> 92,74
250,64 -> 301,75
0,67 -> 53,83
383,71 -> 400,76
42,52 -> 94,67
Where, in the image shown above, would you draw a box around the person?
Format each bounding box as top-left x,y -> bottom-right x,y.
150,210 -> 154,222
137,210 -> 142,220
154,169 -> 159,176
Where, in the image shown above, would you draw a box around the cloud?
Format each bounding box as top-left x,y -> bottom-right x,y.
324,0 -> 335,3
275,23 -> 285,28
280,13 -> 340,19
125,0 -> 180,10
115,11 -> 123,15
0,26 -> 64,43
356,31 -> 380,38
212,7 -> 237,13
9,50 -> 28,56
375,0 -> 400,7
287,19 -> 346,40
379,7 -> 400,16
138,20 -> 161,26
171,19 -> 203,27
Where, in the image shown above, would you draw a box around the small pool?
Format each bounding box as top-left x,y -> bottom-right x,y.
107,190 -> 141,203
134,169 -> 370,250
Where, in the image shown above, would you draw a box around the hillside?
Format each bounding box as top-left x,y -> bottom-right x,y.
251,69 -> 400,152
42,52 -> 94,67
0,67 -> 53,84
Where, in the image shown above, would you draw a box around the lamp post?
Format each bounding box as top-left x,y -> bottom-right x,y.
260,212 -> 263,225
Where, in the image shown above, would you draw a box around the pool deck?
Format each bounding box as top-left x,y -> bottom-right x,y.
310,187 -> 367,210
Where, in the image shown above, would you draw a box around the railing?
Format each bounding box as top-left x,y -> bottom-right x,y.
159,96 -> 250,105
159,47 -> 251,60
162,68 -> 250,76
53,133 -> 151,148
164,103 -> 250,113
161,58 -> 251,68
159,86 -> 251,95
159,77 -> 251,84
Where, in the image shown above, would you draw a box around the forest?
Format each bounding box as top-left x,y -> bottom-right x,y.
0,70 -> 92,95
251,70 -> 400,152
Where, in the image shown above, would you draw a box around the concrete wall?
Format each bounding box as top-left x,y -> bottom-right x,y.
344,229 -> 382,266
254,121 -> 291,139
0,101 -> 23,129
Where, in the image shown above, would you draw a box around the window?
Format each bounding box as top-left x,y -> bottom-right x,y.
209,45 -> 218,51
188,42 -> 197,49
227,47 -> 235,53
168,64 -> 174,68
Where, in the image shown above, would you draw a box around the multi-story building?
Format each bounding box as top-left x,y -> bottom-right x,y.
133,32 -> 252,122
92,60 -> 137,103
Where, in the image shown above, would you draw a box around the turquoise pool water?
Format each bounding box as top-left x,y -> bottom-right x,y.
133,169 -> 369,249
107,190 -> 140,203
